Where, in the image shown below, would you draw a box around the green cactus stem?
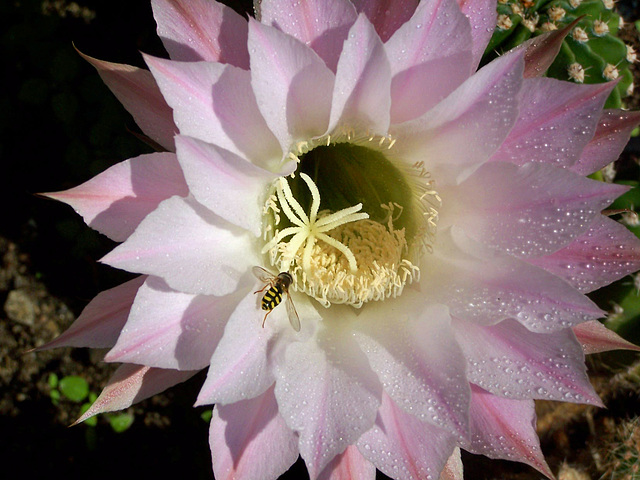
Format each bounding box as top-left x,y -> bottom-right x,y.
483,0 -> 635,108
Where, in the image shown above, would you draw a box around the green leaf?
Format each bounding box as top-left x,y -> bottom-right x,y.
59,376 -> 90,402
50,389 -> 61,404
48,373 -> 59,389
108,413 -> 134,433
200,409 -> 213,423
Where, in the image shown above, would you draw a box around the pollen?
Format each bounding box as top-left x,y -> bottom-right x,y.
262,173 -> 421,308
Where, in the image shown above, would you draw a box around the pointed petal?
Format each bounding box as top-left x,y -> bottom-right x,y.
261,0 -> 357,72
175,135 -> 277,235
102,196 -> 258,296
453,318 -> 602,405
573,320 -> 640,354
490,79 -> 614,168
105,276 -> 244,370
518,19 -> 577,78
354,297 -> 470,439
74,364 -> 197,424
44,152 -> 188,242
456,0 -> 496,70
318,445 -> 376,480
439,448 -> 463,480
358,392 -> 456,480
78,50 -> 177,151
144,56 -> 282,168
385,0 -> 473,123
151,0 -> 249,66
464,385 -> 553,478
327,14 -> 391,136
37,276 -> 145,350
571,110 -> 640,175
210,386 -> 299,480
421,228 -> 604,332
528,216 -> 640,293
196,291 -> 318,406
439,161 -> 629,257
392,51 -> 523,186
248,19 -> 335,151
274,319 -> 382,479
352,0 -> 418,42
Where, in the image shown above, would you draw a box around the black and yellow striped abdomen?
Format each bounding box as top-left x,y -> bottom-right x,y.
261,284 -> 284,311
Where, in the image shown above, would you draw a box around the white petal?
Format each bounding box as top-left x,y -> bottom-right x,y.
327,14 -> 391,135
248,19 -> 335,152
210,386 -> 299,480
175,135 -> 278,235
385,0 -> 473,123
391,50 -> 524,185
74,364 -> 197,424
421,227 -> 604,332
354,297 -> 470,439
105,276 -> 244,370
357,392 -> 456,480
102,196 -> 258,296
439,161 -> 629,258
274,314 -> 382,479
453,318 -> 602,405
196,291 -> 318,406
144,56 -> 282,168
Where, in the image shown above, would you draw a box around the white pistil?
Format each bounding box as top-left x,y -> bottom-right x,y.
262,173 -> 369,274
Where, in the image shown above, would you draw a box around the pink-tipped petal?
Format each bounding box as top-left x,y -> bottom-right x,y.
456,0 -> 496,70
196,290 -> 319,406
327,14 -> 392,136
101,196 -> 258,297
74,364 -> 197,424
248,20 -> 335,151
439,448 -> 463,480
261,0 -> 357,72
352,0 -> 419,42
422,227 -> 604,332
37,276 -> 146,350
354,298 -> 470,439
517,19 -> 577,78
464,385 -> 554,479
572,110 -> 640,175
78,50 -> 177,151
318,446 -> 376,480
385,0 -> 473,123
105,276 -> 244,370
528,216 -> 640,293
151,0 -> 249,66
274,320 -> 382,479
392,51 -> 523,186
440,161 -> 629,257
194,291 -> 300,406
144,55 -> 282,168
175,136 -> 278,235
210,386 -> 299,480
44,152 -> 187,242
573,320 -> 640,354
453,318 -> 602,405
490,79 -> 614,168
357,392 -> 456,480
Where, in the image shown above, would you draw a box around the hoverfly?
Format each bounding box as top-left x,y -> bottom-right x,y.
252,266 -> 301,332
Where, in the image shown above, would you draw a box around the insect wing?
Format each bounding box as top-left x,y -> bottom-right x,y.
252,266 -> 275,283
285,294 -> 301,332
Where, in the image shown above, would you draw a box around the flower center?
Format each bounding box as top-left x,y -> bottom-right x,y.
262,131 -> 440,308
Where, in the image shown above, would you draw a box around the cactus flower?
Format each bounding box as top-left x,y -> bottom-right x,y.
43,0 -> 640,479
